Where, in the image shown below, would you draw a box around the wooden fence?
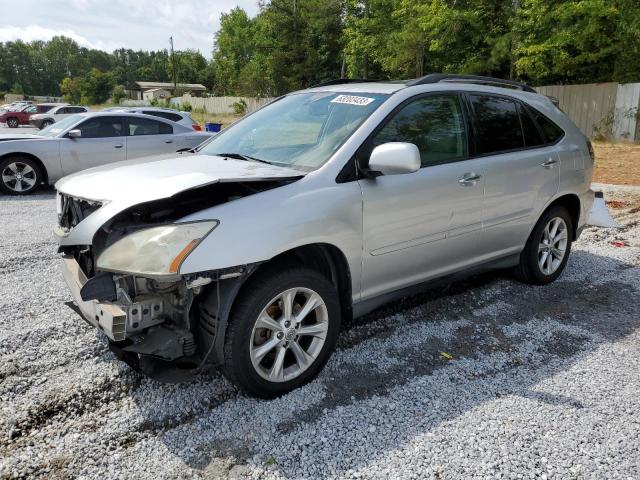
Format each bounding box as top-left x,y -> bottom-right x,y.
536,82 -> 640,141
172,95 -> 275,115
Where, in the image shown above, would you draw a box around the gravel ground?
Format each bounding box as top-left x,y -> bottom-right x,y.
0,186 -> 639,479
0,125 -> 40,135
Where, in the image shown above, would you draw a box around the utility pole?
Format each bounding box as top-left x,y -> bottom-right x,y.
169,36 -> 177,93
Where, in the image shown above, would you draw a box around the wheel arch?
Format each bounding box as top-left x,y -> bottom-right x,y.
543,193 -> 581,240
0,152 -> 49,185
195,242 -> 353,366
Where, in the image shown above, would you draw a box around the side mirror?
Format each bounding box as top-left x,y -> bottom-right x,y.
368,142 -> 421,175
67,129 -> 82,138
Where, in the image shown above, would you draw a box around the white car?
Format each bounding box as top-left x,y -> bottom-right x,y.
29,105 -> 89,129
0,112 -> 212,194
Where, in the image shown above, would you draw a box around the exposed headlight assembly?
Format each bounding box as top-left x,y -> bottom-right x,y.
96,220 -> 218,276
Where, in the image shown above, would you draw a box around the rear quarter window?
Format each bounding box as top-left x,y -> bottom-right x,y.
143,111 -> 182,123
528,107 -> 565,144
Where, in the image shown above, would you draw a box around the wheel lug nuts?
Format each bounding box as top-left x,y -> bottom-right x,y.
277,332 -> 284,339
284,321 -> 290,327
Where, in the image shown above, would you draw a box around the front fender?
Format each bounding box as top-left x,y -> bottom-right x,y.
178,179 -> 364,299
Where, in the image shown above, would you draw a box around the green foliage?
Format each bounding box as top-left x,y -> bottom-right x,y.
60,77 -> 81,103
111,85 -> 127,104
2,1 -> 640,98
79,68 -> 115,104
181,101 -> 193,112
514,0 -> 622,84
232,99 -> 247,115
10,81 -> 24,94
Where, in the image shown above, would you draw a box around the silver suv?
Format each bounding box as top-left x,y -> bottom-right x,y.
55,74 -> 596,397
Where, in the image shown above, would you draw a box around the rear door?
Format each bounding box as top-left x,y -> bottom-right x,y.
469,94 -> 560,256
124,116 -> 177,159
358,93 -> 487,300
59,116 -> 126,175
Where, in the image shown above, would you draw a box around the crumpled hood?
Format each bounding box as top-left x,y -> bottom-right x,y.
55,153 -> 304,204
0,134 -> 45,142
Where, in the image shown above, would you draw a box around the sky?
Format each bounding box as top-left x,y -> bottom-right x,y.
0,0 -> 259,57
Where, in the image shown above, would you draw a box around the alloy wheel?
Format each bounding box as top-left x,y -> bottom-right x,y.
249,287 -> 329,382
2,162 -> 37,193
538,216 -> 568,275
7,118 -> 18,128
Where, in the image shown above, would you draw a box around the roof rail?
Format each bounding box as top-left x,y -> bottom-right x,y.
406,74 -> 536,93
310,78 -> 380,88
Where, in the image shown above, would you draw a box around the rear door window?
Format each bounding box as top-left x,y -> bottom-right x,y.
66,106 -> 87,114
469,95 -> 524,154
127,117 -> 173,135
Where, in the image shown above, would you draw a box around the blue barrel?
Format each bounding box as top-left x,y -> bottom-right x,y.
205,122 -> 222,132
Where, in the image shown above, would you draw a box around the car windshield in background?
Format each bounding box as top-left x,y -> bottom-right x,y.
36,115 -> 81,137
200,92 -> 389,171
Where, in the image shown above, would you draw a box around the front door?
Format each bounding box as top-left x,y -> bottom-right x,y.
358,93 -> 486,300
60,116 -> 126,175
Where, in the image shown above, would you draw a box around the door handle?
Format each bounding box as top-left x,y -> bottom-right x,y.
458,173 -> 481,186
541,158 -> 557,168
114,144 -> 123,148
165,140 -> 173,144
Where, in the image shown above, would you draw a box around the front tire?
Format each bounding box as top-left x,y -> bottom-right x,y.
221,265 -> 341,398
0,157 -> 42,195
41,120 -> 53,129
514,206 -> 573,285
6,117 -> 19,128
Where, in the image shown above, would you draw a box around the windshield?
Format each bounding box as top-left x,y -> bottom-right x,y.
37,115 -> 82,137
200,92 -> 388,171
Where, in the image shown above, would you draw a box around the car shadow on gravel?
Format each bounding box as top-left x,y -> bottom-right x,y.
113,247 -> 640,476
0,188 -> 55,201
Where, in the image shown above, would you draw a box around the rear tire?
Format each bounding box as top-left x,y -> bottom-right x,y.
514,206 -> 573,285
0,157 -> 42,195
221,265 -> 341,398
6,117 -> 19,128
41,119 -> 53,129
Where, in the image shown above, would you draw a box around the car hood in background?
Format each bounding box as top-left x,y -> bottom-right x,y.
55,153 -> 304,204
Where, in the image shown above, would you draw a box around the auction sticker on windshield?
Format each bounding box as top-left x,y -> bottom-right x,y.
330,95 -> 375,106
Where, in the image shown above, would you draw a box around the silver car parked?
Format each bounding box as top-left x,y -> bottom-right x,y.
0,112 -> 212,194
55,74 -> 599,398
105,106 -> 202,131
29,105 -> 89,129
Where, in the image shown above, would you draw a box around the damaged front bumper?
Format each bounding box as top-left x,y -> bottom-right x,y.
61,254 -> 127,341
61,255 -> 197,361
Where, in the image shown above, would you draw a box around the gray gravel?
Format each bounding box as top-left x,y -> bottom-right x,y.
0,187 -> 639,479
0,125 -> 40,135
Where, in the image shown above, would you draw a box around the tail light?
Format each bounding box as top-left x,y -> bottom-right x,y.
192,124 -> 202,131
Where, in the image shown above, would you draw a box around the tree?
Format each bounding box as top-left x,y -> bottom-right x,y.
213,7 -> 257,95
60,77 -> 81,103
79,68 -> 115,104
111,85 -> 127,104
513,0 -> 622,84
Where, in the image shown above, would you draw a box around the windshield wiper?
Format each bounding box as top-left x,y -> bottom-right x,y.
215,152 -> 272,165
